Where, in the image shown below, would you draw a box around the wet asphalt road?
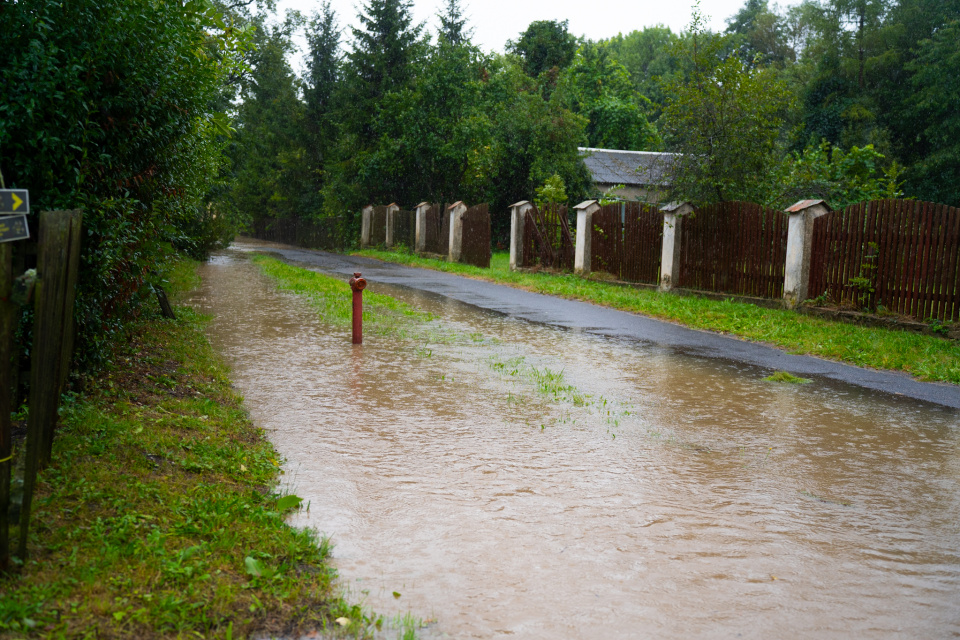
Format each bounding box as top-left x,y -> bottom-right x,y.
242,240 -> 960,410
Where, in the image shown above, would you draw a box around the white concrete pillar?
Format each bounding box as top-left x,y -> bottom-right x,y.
659,201 -> 693,292
573,200 -> 600,275
783,199 -> 832,309
385,202 -> 399,248
415,202 -> 430,253
448,201 -> 467,263
509,200 -> 533,270
361,205 -> 373,248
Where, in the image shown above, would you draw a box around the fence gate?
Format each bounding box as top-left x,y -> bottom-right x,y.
591,202 -> 662,284
522,203 -> 574,270
678,201 -> 787,298
422,203 -> 448,255
809,199 -> 960,321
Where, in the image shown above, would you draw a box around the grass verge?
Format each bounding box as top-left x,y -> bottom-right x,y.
0,259 -> 378,639
354,249 -> 960,385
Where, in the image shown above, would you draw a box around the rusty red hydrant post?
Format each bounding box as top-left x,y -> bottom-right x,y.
348,272 -> 367,344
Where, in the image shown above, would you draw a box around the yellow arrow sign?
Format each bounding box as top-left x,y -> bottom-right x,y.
0,190 -> 29,214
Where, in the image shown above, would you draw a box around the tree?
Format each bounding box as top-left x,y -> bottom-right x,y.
438,0 -> 472,45
226,18 -> 311,223
554,43 -> 661,150
599,27 -> 680,120
303,2 -> 342,214
343,0 -> 424,145
725,0 -> 794,65
658,9 -> 794,204
905,19 -> 960,205
507,20 -> 578,78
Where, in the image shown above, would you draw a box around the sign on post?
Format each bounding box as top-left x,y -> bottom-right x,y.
0,215 -> 29,243
0,190 -> 29,215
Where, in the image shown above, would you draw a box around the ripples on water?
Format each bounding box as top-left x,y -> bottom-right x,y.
189,249 -> 960,639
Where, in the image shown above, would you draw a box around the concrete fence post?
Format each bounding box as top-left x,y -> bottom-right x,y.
361,205 -> 373,248
783,199 -> 832,309
509,200 -> 533,271
448,201 -> 467,263
414,202 -> 430,253
659,201 -> 693,292
385,202 -> 399,248
574,200 -> 600,275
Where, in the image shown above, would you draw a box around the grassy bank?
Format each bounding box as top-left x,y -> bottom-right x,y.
0,260 -> 377,639
354,249 -> 960,385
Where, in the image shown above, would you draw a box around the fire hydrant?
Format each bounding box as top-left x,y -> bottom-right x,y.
348,272 -> 367,344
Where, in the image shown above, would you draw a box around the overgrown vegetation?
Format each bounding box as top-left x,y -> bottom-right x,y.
0,260 -> 377,639
356,249 -> 960,384
0,0 -> 250,371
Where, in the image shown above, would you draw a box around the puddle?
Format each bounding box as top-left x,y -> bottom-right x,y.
187,249 -> 960,639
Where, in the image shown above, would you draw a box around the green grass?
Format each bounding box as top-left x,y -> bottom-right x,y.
252,255 -> 433,338
1,260 -> 379,639
764,371 -> 813,384
355,249 -> 960,385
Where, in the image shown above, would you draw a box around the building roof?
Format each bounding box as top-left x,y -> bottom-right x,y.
579,147 -> 678,187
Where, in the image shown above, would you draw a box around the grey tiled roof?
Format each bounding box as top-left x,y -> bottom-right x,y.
579,147 -> 678,187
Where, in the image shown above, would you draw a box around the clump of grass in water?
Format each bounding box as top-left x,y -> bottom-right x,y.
764,371 -> 813,384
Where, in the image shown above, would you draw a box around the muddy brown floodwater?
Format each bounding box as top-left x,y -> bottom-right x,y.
188,249 -> 960,639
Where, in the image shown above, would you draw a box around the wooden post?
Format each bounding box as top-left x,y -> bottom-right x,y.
0,244 -> 14,572
18,210 -> 80,562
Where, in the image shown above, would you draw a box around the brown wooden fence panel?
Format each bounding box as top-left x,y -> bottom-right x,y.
423,203 -> 446,254
461,204 -> 492,268
370,206 -> 387,246
591,205 -> 622,276
810,199 -> 960,320
677,201 -> 787,298
622,202 -> 663,284
590,202 -> 662,284
393,209 -> 415,248
521,204 -> 574,270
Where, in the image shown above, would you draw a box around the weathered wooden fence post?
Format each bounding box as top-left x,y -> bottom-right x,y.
783,199 -> 831,309
385,203 -> 399,249
659,201 -> 692,292
18,209 -> 82,562
574,200 -> 600,276
360,205 -> 373,248
447,201 -> 467,263
0,243 -> 14,572
414,202 -> 430,253
509,200 -> 533,271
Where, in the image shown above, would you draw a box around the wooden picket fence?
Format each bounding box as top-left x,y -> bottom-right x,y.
591,202 -> 662,284
809,199 -> 960,320
391,209 -> 415,247
678,201 -> 788,298
521,203 -> 574,270
461,203 -> 492,268
420,203 -> 449,255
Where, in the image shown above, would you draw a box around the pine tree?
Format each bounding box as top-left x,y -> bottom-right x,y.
438,0 -> 471,45
346,0 -> 423,127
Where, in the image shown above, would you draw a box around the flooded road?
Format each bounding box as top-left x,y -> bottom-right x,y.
188,248 -> 960,639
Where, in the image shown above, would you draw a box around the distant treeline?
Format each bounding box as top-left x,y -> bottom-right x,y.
219,0 -> 959,246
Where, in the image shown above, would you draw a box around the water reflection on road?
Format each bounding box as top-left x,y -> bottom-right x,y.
188,248 -> 960,639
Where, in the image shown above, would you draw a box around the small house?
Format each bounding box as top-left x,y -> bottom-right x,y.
579,147 -> 678,203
